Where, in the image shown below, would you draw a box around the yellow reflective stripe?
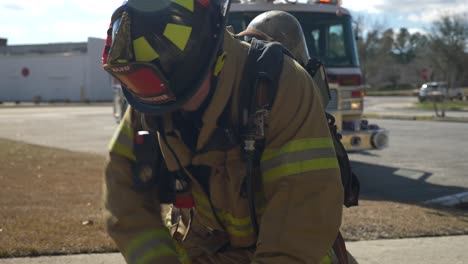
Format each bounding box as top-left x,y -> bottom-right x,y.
261,138 -> 334,162
192,191 -> 217,222
216,210 -> 254,237
214,51 -> 226,76
192,190 -> 209,205
262,158 -> 339,183
217,211 -> 251,226
261,148 -> 336,173
224,224 -> 253,237
120,121 -> 134,140
164,23 -> 192,51
126,229 -> 177,264
108,119 -> 135,160
319,255 -> 332,264
110,114 -> 133,142
179,254 -> 191,264
137,245 -> 178,264
192,191 -> 211,210
133,37 -> 160,62
110,141 -> 136,161
175,242 -> 191,264
172,0 -> 194,11
192,192 -> 254,237
319,249 -> 333,264
126,229 -> 173,255
195,203 -> 217,221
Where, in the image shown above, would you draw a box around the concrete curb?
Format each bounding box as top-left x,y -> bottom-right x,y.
2,236 -> 468,264
346,235 -> 468,264
363,114 -> 468,123
423,192 -> 468,208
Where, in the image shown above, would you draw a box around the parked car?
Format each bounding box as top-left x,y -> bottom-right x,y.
418,82 -> 465,102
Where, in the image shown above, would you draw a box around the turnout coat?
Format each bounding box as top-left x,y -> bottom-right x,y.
103,31 -> 344,264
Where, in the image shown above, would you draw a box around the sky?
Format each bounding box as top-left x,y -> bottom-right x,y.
0,0 -> 467,45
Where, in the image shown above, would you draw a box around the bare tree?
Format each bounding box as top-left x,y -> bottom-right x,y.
354,15 -> 391,87
427,13 -> 468,117
393,28 -> 428,65
429,13 -> 468,89
354,12 -> 467,98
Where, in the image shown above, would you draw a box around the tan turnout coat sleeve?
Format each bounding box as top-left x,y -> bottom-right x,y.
103,110 -> 184,264
252,56 -> 344,263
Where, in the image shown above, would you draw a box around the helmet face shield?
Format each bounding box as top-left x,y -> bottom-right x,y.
111,17 -> 121,44
219,0 -> 230,18
102,0 -> 231,114
104,62 -> 175,104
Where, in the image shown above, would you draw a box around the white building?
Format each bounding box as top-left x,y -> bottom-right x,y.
0,38 -> 112,102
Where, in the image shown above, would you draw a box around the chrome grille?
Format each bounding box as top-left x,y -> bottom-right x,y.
326,89 -> 338,110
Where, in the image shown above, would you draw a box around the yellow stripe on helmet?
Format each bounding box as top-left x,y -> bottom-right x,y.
133,37 -> 160,62
164,23 -> 193,51
172,0 -> 194,11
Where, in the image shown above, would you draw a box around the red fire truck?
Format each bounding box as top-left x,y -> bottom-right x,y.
228,0 -> 388,150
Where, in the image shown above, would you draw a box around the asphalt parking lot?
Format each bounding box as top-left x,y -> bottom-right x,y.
1,101 -> 467,264
0,105 -> 116,155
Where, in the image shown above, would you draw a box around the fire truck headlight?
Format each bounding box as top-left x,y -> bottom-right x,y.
351,102 -> 362,110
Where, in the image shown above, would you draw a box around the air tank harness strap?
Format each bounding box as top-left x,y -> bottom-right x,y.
238,38 -> 288,237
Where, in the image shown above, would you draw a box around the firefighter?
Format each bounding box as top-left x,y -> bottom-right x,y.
238,10 -> 330,108
102,0 -> 343,263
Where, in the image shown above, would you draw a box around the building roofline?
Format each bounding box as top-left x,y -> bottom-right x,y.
0,41 -> 89,56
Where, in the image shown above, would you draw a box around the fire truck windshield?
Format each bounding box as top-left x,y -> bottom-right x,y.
228,12 -> 360,68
